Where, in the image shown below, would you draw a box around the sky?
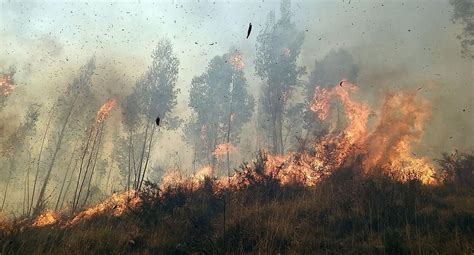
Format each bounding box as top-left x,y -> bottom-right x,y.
1,0 -> 473,175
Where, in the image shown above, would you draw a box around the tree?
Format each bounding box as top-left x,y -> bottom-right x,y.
307,49 -> 359,96
71,99 -> 116,211
32,58 -> 96,215
0,104 -> 40,213
450,0 -> 474,58
303,49 -> 359,135
186,50 -> 255,174
121,39 -> 180,191
255,0 -> 306,154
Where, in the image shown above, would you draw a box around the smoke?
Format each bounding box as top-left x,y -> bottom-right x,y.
0,0 -> 472,215
298,0 -> 473,158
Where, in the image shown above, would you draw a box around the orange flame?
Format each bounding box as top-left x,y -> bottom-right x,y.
96,98 -> 117,123
67,191 -> 140,226
161,82 -> 436,190
362,92 -> 435,183
32,210 -> 60,227
213,143 -> 237,157
0,74 -> 15,96
308,82 -> 435,183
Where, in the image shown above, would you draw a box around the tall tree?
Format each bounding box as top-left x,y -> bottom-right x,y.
0,104 -> 40,213
186,50 -> 255,174
255,0 -> 306,154
71,99 -> 116,211
307,49 -> 359,96
32,58 -> 96,215
121,39 -> 180,191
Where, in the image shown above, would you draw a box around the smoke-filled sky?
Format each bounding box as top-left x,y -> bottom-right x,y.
1,0 -> 473,170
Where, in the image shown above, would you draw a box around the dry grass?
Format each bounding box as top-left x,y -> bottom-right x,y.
1,160 -> 473,254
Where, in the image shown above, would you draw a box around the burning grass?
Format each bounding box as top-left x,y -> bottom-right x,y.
32,210 -> 60,227
0,82 -> 471,253
0,156 -> 473,254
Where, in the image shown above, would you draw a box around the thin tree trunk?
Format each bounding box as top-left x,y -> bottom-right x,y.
127,131 -> 133,191
278,115 -> 284,154
23,153 -> 33,216
105,164 -> 113,194
138,124 -> 156,191
226,115 -> 232,176
1,171 -> 12,212
74,125 -> 100,211
29,103 -> 55,216
71,126 -> 94,210
130,133 -> 139,190
59,157 -> 80,211
54,139 -> 79,210
83,124 -> 105,207
33,99 -> 75,216
226,79 -> 234,176
136,121 -> 150,190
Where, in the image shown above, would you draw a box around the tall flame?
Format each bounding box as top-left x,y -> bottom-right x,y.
362,92 -> 435,183
308,82 -> 435,183
158,82 -> 436,191
96,98 -> 117,123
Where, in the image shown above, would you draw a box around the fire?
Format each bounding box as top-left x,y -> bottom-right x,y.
32,210 -> 60,227
0,82 -> 437,229
161,166 -> 214,190
230,52 -> 245,70
194,166 -> 214,180
67,191 -> 140,226
213,143 -> 237,157
96,98 -> 117,123
307,82 -> 436,183
0,74 -> 15,96
159,82 -> 436,191
362,92 -> 435,183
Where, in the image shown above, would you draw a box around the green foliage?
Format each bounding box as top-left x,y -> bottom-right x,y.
186,50 -> 255,168
122,39 -> 180,131
119,39 -> 181,191
307,49 -> 359,95
255,0 -> 306,154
